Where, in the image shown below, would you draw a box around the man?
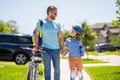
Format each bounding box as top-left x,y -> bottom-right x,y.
34,6 -> 64,80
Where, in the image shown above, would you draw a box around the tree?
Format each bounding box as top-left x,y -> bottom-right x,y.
112,0 -> 120,27
109,35 -> 120,46
0,20 -> 11,33
7,20 -> 18,33
0,20 -> 4,32
0,20 -> 19,33
111,0 -> 120,46
81,21 -> 97,59
63,30 -> 70,41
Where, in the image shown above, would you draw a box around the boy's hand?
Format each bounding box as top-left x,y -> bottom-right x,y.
61,47 -> 69,57
63,52 -> 67,56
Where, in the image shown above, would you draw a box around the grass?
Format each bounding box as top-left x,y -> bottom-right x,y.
84,66 -> 120,80
85,51 -> 99,56
0,61 -> 44,80
104,51 -> 120,55
82,58 -> 107,64
0,65 -> 27,80
61,57 -> 107,64
61,51 -> 120,57
85,51 -> 120,56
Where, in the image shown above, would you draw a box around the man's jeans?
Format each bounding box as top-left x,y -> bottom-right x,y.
42,48 -> 60,80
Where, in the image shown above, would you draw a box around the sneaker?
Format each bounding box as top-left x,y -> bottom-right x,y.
77,72 -> 83,80
79,76 -> 83,80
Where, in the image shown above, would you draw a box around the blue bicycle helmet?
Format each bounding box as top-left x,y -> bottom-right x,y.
73,25 -> 82,34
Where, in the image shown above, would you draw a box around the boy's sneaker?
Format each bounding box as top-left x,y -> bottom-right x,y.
79,76 -> 83,80
77,72 -> 83,80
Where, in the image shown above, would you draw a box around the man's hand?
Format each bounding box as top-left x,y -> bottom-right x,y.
61,48 -> 65,56
61,47 -> 69,57
32,46 -> 42,54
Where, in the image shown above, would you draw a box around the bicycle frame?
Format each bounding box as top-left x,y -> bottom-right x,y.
26,56 -> 41,80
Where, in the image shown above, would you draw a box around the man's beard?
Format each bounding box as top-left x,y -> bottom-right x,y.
51,16 -> 56,20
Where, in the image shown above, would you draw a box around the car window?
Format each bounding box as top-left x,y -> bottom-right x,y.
17,36 -> 32,44
101,44 -> 113,47
0,35 -> 15,43
104,45 -> 109,47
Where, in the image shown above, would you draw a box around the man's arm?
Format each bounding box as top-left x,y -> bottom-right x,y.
34,29 -> 40,47
58,31 -> 65,54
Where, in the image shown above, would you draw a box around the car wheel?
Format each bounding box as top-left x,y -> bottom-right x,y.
115,48 -> 118,51
14,53 -> 28,65
99,50 -> 104,53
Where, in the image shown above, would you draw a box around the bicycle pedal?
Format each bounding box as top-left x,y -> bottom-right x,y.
38,71 -> 43,76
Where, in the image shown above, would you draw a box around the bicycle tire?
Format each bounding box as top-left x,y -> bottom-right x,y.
26,63 -> 35,80
34,65 -> 39,80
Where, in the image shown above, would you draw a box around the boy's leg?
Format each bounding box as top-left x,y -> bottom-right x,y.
69,58 -> 77,80
77,69 -> 83,80
76,58 -> 83,80
70,70 -> 76,80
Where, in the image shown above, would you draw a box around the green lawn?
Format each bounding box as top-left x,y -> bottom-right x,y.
61,57 -> 107,64
85,51 -> 99,56
82,58 -> 107,64
0,57 -> 119,80
86,51 -> 120,56
0,61 -> 44,80
105,51 -> 120,55
84,66 -> 120,80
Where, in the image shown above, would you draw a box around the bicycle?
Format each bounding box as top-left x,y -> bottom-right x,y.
22,47 -> 45,80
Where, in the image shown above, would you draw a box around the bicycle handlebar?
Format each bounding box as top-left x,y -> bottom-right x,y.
21,46 -> 46,53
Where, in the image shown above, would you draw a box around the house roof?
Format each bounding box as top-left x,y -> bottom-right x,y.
91,22 -> 114,29
99,29 -> 120,37
105,23 -> 113,28
108,29 -> 120,34
91,23 -> 105,29
100,30 -> 108,37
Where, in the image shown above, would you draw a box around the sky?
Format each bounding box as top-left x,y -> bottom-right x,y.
0,0 -> 116,35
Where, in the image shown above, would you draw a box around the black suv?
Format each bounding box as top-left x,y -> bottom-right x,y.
0,33 -> 34,64
96,43 -> 120,52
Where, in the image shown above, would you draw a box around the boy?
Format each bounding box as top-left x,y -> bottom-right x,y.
63,25 -> 84,80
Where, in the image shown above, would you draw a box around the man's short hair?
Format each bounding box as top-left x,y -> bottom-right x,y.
47,6 -> 57,14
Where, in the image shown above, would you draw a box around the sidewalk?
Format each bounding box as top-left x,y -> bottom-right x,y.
50,54 -> 120,80
83,54 -> 120,65
51,59 -> 91,80
60,59 -> 91,80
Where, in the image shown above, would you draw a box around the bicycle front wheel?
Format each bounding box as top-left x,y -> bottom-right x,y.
26,63 -> 35,80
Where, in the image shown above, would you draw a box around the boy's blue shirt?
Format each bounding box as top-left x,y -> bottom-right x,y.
36,18 -> 61,49
65,37 -> 83,58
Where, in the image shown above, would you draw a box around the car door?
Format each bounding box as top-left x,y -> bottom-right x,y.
104,44 -> 114,51
0,35 -> 16,60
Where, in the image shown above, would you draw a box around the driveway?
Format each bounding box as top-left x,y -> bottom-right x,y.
84,54 -> 120,65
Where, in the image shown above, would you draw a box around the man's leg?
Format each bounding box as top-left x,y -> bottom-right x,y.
51,49 -> 60,80
43,51 -> 51,80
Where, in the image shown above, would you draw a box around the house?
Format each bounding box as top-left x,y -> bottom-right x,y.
107,29 -> 120,40
96,30 -> 108,44
91,22 -> 120,44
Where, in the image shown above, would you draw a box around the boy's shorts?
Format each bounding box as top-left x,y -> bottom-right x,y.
69,57 -> 83,70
